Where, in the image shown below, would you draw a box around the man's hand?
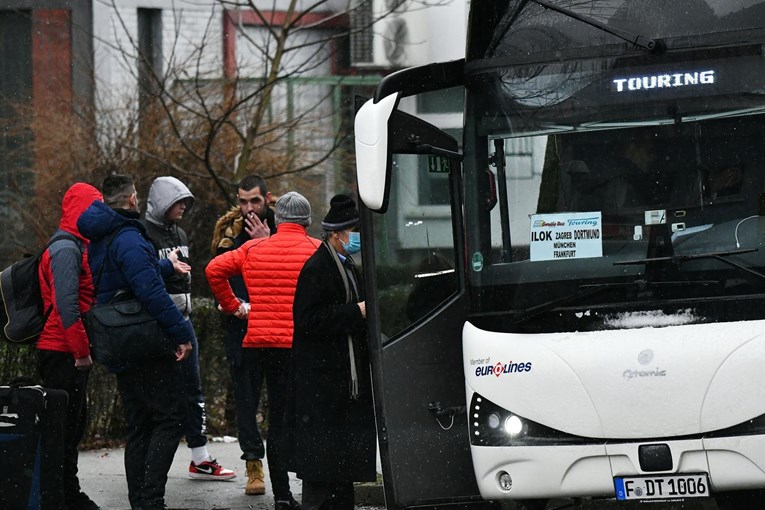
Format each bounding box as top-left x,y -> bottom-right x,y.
168,248 -> 191,275
74,354 -> 93,371
233,302 -> 250,320
244,213 -> 270,239
175,341 -> 192,362
217,302 -> 248,320
358,301 -> 366,319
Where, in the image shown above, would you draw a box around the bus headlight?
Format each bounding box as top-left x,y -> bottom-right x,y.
504,415 -> 523,434
469,392 -> 594,447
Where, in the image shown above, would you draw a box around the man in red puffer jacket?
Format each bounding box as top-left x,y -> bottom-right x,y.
37,182 -> 104,510
206,191 -> 319,510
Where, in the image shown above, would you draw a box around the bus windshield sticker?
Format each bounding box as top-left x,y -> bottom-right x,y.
529,212 -> 602,262
471,252 -> 484,272
645,210 -> 667,225
428,155 -> 450,173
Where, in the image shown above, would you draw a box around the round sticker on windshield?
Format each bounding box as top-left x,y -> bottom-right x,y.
471,252 -> 484,272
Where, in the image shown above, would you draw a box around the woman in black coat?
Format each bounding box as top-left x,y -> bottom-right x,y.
287,194 -> 376,510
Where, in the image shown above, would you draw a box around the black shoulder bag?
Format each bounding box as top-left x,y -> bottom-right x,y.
83,229 -> 177,368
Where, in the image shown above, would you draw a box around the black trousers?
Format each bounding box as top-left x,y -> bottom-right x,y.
116,357 -> 185,510
37,349 -> 89,501
229,347 -> 292,499
180,325 -> 207,449
302,480 -> 355,510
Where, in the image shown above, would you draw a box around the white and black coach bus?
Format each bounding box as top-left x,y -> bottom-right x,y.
354,1 -> 765,509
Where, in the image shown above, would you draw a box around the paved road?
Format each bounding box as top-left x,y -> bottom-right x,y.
80,439 -> 729,510
80,438 -> 309,510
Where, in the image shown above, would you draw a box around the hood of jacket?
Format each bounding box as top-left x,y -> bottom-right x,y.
77,200 -> 146,243
145,176 -> 194,227
59,183 -> 103,241
210,204 -> 277,253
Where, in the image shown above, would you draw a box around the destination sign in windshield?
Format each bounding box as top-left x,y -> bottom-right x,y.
529,212 -> 603,262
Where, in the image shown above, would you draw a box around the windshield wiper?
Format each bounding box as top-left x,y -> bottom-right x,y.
530,0 -> 659,52
579,119 -> 676,129
615,248 -> 765,281
513,279 -> 719,324
487,0 -> 659,56
681,106 -> 765,123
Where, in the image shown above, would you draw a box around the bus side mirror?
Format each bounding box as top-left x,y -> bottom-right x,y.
355,93 -> 400,212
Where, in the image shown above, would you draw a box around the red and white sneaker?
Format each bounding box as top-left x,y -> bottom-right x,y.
188,458 -> 237,481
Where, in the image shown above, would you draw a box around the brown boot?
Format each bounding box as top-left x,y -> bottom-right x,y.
245,459 -> 266,495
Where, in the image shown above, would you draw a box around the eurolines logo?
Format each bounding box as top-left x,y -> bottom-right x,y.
475,360 -> 533,377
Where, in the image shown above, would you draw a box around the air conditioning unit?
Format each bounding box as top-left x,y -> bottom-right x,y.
351,0 -> 428,69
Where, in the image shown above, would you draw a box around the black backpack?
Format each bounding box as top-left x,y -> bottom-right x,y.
0,233 -> 77,344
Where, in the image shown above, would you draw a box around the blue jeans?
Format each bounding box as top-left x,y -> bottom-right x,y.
180,323 -> 207,449
229,347 -> 291,499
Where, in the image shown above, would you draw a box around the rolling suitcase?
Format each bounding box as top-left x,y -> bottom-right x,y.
0,384 -> 67,510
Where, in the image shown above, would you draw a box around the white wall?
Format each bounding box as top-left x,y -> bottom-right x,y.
425,0 -> 467,62
92,0 -> 222,128
92,0 -> 468,118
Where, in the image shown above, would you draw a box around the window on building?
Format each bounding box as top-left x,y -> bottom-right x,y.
350,1 -> 373,65
137,8 -> 162,123
0,10 -> 33,192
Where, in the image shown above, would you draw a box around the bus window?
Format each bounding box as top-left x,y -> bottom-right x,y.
372,153 -> 459,339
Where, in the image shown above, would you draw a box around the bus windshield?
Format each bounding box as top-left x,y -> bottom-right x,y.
472,0 -> 765,60
463,13 -> 765,330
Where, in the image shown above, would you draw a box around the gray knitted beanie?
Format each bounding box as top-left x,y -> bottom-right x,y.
274,191 -> 311,227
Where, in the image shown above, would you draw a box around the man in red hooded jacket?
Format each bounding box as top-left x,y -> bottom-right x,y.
36,182 -> 103,510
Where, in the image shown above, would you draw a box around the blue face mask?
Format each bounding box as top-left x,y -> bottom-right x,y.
342,231 -> 361,255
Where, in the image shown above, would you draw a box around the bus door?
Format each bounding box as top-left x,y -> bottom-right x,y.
357,98 -> 487,509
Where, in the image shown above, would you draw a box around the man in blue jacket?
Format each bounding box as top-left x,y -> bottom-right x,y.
77,174 -> 193,510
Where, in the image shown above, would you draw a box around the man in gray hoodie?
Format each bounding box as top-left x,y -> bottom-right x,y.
144,176 -> 236,481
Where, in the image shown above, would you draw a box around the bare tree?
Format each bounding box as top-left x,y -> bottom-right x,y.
0,0 -> 448,271
94,0 -> 448,205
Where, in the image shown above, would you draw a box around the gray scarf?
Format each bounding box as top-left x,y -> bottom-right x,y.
325,240 -> 359,400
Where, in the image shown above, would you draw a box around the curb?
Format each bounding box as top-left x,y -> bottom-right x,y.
354,482 -> 385,506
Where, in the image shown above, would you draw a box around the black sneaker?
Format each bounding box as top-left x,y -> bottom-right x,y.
275,495 -> 302,510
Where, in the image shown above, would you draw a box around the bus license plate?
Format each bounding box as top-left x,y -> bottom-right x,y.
614,474 -> 710,500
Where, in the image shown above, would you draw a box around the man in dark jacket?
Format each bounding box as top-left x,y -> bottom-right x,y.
288,194 -> 376,510
37,182 -> 103,510
77,174 -> 193,510
210,174 -> 276,496
145,176 -> 235,481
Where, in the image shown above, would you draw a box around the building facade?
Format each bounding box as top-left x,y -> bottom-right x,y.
0,0 -> 465,261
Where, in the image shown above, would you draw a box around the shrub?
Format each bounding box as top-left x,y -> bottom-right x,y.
0,297 -> 245,447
